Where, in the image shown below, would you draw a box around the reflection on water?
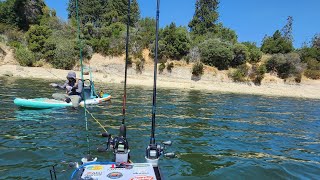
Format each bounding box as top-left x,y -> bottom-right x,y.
0,77 -> 320,179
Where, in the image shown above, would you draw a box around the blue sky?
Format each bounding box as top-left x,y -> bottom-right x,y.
44,0 -> 320,48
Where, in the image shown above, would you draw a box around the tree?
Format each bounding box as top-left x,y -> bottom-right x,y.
0,0 -> 19,27
242,42 -> 262,62
261,30 -> 294,54
298,45 -> 320,62
0,0 -> 46,30
68,0 -> 107,28
189,0 -> 219,35
231,43 -> 249,67
151,23 -> 191,60
136,18 -> 156,48
312,34 -> 320,49
14,0 -> 46,30
103,0 -> 140,26
213,23 -> 238,44
281,16 -> 293,42
130,0 -> 140,26
199,39 -> 233,70
26,25 -> 52,52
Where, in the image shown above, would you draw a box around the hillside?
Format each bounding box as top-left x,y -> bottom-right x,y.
1,43 -> 320,99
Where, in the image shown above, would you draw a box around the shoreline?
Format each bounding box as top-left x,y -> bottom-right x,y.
1,64 -> 320,100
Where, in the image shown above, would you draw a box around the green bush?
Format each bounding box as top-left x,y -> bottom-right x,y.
50,40 -> 77,70
231,43 -> 249,67
26,25 -> 52,54
298,46 -> 320,61
192,61 -> 204,76
266,53 -> 305,80
200,39 -> 234,70
229,64 -> 249,82
305,58 -> 320,70
5,28 -> 25,45
135,59 -> 145,74
8,41 -> 22,48
250,64 -> 267,85
15,47 -> 35,66
304,69 -> 320,79
158,62 -> 165,74
184,55 -> 191,64
126,56 -> 133,67
166,62 -> 174,73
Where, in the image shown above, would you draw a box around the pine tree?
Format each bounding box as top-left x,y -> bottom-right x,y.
68,0 -> 107,27
312,34 -> 320,49
104,0 -> 140,26
188,0 -> 219,35
15,0 -> 46,30
281,16 -> 293,42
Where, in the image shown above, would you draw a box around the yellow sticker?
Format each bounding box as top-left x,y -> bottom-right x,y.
87,165 -> 104,171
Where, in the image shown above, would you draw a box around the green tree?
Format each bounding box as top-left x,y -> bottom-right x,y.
136,18 -> 156,48
312,34 -> 320,49
15,0 -> 46,30
151,23 -> 191,60
189,0 -> 219,36
298,46 -> 320,62
213,23 -> 238,44
281,16 -> 293,42
242,42 -> 262,62
261,30 -> 293,54
199,39 -> 233,70
0,0 -> 19,27
0,0 -> 47,30
68,0 -> 107,27
26,25 -> 52,54
103,0 -> 140,26
231,43 -> 249,67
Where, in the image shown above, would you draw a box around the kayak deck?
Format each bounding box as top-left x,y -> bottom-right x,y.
71,162 -> 158,180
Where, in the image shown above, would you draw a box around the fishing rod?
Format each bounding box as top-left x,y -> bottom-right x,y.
99,0 -> 131,164
150,0 -> 160,145
121,0 -> 131,138
145,0 -> 175,169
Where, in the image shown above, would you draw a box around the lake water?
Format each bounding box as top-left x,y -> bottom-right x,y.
0,77 -> 319,179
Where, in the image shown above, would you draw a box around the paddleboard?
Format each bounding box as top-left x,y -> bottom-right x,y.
14,94 -> 111,109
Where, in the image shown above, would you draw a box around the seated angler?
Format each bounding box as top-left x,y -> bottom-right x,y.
50,71 -> 83,107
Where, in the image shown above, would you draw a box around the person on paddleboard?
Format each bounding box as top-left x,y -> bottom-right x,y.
50,71 -> 83,107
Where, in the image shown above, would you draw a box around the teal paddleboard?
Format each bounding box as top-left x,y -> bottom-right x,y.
14,94 -> 112,109
14,98 -> 73,109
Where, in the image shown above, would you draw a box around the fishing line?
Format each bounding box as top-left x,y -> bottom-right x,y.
43,68 -> 65,82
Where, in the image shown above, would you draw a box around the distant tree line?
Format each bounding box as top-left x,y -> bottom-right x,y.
0,0 -> 319,83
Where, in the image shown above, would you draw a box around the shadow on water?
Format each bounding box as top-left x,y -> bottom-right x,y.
0,77 -> 320,179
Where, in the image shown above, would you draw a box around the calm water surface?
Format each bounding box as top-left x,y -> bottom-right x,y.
0,77 -> 319,179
